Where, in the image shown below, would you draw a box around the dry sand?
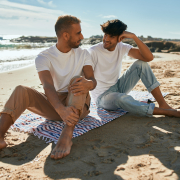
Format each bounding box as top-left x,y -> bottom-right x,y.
0,53 -> 180,180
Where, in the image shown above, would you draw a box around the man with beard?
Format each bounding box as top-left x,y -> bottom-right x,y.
88,19 -> 180,117
0,15 -> 96,159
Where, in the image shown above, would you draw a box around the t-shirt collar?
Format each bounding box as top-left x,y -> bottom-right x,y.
54,44 -> 73,56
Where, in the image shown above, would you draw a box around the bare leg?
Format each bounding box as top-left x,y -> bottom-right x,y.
153,107 -> 180,117
50,105 -> 81,159
50,124 -> 75,159
151,86 -> 172,109
0,114 -> 13,150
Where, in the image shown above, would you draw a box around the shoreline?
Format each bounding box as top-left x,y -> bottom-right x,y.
1,52 -> 180,74
0,63 -> 35,74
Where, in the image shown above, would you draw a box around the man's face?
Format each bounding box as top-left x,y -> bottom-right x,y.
67,23 -> 84,48
103,33 -> 118,51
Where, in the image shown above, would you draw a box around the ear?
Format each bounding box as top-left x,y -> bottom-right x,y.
118,36 -> 124,42
62,32 -> 70,41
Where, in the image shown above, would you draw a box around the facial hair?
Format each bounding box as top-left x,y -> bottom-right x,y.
67,36 -> 81,48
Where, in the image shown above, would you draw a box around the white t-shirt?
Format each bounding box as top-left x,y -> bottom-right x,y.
88,42 -> 133,102
35,45 -> 92,92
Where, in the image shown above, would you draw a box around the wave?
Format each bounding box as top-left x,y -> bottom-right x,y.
0,42 -> 54,50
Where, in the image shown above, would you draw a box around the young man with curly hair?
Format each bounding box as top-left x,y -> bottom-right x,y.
88,19 -> 180,117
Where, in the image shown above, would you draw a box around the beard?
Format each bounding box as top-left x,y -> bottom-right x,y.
67,36 -> 81,48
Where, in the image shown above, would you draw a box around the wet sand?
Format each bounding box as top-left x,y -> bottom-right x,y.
0,53 -> 180,179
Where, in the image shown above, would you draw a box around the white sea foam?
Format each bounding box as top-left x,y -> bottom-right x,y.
0,46 -> 48,72
0,60 -> 35,73
0,40 -> 133,73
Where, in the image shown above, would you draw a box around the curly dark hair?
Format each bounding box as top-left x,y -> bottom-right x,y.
101,19 -> 127,36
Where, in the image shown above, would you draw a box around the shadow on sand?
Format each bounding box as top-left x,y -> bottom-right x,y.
1,114 -> 180,179
43,114 -> 180,179
0,135 -> 49,166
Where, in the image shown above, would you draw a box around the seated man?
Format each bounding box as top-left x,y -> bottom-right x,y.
87,19 -> 180,117
0,15 -> 96,159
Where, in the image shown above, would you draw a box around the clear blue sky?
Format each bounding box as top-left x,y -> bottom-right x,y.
0,0 -> 180,39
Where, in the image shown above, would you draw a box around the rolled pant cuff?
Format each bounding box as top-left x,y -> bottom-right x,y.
0,108 -> 16,123
147,81 -> 160,93
147,103 -> 155,116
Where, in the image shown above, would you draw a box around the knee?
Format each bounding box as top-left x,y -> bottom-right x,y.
134,60 -> 149,69
69,76 -> 81,85
14,85 -> 27,94
117,94 -> 132,105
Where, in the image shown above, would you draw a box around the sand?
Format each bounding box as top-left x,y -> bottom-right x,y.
0,53 -> 180,180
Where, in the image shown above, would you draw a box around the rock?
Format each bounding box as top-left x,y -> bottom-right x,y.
10,36 -> 57,43
155,48 -> 161,52
149,47 -> 155,52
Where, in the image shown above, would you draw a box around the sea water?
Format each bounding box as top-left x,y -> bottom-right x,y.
0,35 -> 133,73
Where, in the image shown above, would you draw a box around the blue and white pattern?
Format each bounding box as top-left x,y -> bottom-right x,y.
11,91 -> 168,144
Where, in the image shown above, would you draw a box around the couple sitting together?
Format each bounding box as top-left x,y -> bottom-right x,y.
0,15 -> 179,160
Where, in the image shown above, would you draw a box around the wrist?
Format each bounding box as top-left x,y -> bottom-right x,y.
54,103 -> 65,114
132,34 -> 138,40
87,80 -> 94,90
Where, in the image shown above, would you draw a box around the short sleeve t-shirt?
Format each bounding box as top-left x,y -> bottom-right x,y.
35,45 -> 92,92
88,42 -> 133,102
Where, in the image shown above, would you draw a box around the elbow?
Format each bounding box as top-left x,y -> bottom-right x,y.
91,78 -> 97,90
92,79 -> 97,90
94,79 -> 97,89
146,54 -> 154,62
147,57 -> 154,62
149,52 -> 154,61
43,84 -> 53,92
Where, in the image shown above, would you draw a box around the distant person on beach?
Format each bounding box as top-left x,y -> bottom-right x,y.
0,15 -> 96,159
88,19 -> 180,117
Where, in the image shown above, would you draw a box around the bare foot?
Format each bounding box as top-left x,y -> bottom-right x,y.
159,103 -> 173,109
166,109 -> 180,117
172,109 -> 180,118
50,133 -> 73,159
0,137 -> 7,150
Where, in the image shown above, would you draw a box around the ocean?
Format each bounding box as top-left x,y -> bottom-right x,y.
0,35 -> 132,73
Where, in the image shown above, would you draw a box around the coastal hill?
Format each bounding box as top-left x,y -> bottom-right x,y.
10,35 -> 180,53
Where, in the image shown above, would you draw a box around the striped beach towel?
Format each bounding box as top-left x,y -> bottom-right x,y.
11,91 -> 168,144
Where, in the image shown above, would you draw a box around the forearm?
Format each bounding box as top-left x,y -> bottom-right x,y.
133,35 -> 153,61
43,85 -> 65,113
86,77 -> 97,91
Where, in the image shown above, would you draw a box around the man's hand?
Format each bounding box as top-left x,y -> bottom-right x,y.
118,31 -> 135,42
69,76 -> 92,96
58,106 -> 79,126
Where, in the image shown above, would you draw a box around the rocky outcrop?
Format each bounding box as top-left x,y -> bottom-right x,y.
144,41 -> 180,53
123,39 -> 180,53
9,36 -> 180,53
10,36 -> 102,45
10,36 -> 57,43
81,38 -> 102,45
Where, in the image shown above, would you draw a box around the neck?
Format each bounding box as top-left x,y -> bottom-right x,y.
56,39 -> 71,53
107,47 -> 116,51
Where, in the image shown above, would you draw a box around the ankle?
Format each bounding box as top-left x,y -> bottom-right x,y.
62,125 -> 75,137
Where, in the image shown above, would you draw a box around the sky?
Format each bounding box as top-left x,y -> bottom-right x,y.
0,0 -> 180,39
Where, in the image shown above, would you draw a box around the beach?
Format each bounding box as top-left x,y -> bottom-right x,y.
1,53 -> 180,179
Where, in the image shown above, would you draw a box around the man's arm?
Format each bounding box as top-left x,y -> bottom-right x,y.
70,65 -> 97,96
119,31 -> 154,62
38,70 -> 79,126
